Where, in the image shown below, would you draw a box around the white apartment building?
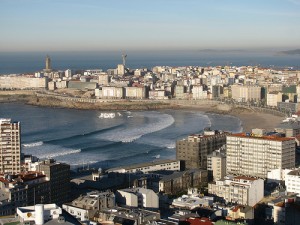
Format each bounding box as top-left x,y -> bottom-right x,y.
267,91 -> 282,107
208,176 -> 264,206
207,150 -> 226,181
226,133 -> 295,178
231,85 -> 261,102
101,86 -> 124,99
107,159 -> 181,174
0,118 -> 21,174
116,188 -> 159,209
285,169 -> 300,196
124,86 -> 146,99
192,85 -> 207,99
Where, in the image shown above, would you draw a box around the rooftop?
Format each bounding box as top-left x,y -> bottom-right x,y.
229,133 -> 294,141
107,159 -> 179,172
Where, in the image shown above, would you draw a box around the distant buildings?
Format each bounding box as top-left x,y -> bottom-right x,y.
0,118 -> 21,174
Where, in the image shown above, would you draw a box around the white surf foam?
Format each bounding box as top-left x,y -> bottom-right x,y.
100,112 -> 175,143
39,149 -> 81,159
22,141 -> 44,148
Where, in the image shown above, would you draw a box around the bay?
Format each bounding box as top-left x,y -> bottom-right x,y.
0,103 -> 242,169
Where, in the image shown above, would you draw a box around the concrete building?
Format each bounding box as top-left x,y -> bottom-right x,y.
149,90 -> 167,100
94,207 -> 160,225
207,149 -> 226,181
101,86 -> 124,99
116,188 -> 159,209
267,91 -> 282,107
0,76 -> 47,89
192,85 -> 207,99
107,159 -> 181,174
37,159 -> 70,205
176,130 -> 227,169
117,64 -> 125,75
44,55 -> 52,72
17,204 -> 62,225
0,172 -> 51,216
159,169 -> 208,194
124,86 -> 146,99
285,169 -> 300,195
226,205 -> 254,222
63,191 -> 115,222
226,133 -> 295,178
68,81 -> 97,90
0,118 -> 21,174
208,176 -> 264,206
64,69 -> 72,78
98,73 -> 110,86
275,121 -> 300,137
172,195 -> 214,209
231,85 -> 261,102
175,85 -> 187,99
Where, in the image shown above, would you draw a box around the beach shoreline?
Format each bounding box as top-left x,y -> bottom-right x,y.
0,91 -> 284,133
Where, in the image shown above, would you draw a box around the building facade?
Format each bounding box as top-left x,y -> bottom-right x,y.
116,188 -> 159,209
0,119 -> 21,174
231,85 -> 261,102
37,159 -> 70,205
208,176 -> 264,207
207,150 -> 226,181
226,133 -> 295,178
176,131 -> 227,169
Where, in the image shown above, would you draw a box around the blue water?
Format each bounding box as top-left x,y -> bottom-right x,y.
0,103 -> 241,169
0,50 -> 300,74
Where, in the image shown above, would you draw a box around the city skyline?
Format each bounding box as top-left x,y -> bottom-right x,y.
1,0 -> 300,52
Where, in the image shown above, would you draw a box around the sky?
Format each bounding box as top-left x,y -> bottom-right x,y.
0,0 -> 300,52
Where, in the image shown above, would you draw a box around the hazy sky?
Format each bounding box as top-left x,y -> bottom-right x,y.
1,0 -> 300,52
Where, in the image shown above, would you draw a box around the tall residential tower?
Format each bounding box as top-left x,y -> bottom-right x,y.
0,119 -> 21,174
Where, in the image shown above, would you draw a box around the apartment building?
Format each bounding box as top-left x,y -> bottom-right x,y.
159,169 -> 208,194
191,85 -> 207,100
176,130 -> 227,169
267,91 -> 282,107
116,188 -> 159,209
285,169 -> 300,195
208,176 -> 264,207
63,191 -> 115,222
37,159 -> 70,205
207,149 -> 226,181
0,118 -> 21,174
226,133 -> 295,178
231,85 -> 261,102
101,86 -> 124,99
107,159 -> 181,174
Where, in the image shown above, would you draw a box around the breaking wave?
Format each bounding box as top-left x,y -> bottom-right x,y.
22,141 -> 44,148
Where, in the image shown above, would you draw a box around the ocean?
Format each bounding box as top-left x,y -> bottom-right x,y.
0,50 -> 300,74
0,103 -> 241,169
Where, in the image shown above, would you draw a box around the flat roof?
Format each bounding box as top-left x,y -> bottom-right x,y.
107,159 -> 179,171
229,133 -> 294,142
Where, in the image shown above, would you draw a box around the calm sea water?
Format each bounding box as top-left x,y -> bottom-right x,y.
0,50 -> 300,74
0,103 -> 241,169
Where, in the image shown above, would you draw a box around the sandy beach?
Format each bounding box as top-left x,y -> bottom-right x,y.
176,102 -> 284,133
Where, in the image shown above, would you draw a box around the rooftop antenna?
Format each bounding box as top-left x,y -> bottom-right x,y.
122,53 -> 127,67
